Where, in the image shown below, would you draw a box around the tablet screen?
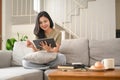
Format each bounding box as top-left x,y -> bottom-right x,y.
33,38 -> 56,49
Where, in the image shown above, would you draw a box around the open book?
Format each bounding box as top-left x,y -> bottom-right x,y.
33,38 -> 56,49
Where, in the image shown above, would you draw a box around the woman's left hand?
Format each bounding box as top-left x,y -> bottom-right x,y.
40,41 -> 52,52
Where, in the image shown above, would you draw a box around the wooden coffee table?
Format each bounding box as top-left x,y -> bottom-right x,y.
48,69 -> 120,80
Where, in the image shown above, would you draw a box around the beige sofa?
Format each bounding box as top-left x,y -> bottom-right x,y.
0,38 -> 120,80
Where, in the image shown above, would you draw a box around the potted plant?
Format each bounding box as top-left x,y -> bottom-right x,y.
6,33 -> 28,50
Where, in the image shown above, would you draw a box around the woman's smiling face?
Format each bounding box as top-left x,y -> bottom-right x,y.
39,16 -> 51,31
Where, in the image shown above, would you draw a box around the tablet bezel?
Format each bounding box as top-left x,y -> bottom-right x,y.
33,38 -> 56,49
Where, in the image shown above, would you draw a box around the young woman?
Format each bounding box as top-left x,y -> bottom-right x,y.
22,11 -> 66,69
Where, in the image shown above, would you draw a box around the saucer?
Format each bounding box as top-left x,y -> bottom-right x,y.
88,68 -> 107,72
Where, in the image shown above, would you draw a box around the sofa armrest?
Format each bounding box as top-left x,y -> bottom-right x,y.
0,50 -> 12,68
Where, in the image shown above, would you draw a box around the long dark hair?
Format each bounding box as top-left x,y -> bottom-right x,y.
34,11 -> 54,39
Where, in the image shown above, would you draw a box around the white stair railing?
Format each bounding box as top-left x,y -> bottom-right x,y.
62,0 -> 88,39
11,0 -> 37,25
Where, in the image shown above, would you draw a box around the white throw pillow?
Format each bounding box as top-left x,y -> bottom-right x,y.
23,51 -> 57,64
12,41 -> 33,66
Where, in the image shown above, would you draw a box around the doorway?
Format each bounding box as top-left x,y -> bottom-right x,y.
116,0 -> 120,38
0,0 -> 2,49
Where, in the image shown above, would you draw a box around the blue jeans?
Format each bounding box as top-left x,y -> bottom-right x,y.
22,53 -> 66,69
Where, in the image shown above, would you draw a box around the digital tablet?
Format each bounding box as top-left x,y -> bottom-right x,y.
33,38 -> 56,49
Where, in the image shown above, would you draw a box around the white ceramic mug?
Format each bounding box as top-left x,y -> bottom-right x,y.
101,58 -> 115,69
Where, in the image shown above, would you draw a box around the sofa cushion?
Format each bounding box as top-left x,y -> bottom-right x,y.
0,50 -> 12,68
59,38 -> 89,66
89,38 -> 120,66
0,67 -> 43,80
12,41 -> 33,66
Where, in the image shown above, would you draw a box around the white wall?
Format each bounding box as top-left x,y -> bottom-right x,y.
80,0 -> 116,40
44,0 -> 66,25
2,0 -> 12,50
11,24 -> 35,41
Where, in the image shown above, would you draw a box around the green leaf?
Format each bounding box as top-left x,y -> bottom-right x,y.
20,35 -> 28,41
17,32 -> 20,41
6,38 -> 17,50
10,38 -> 17,45
6,39 -> 12,50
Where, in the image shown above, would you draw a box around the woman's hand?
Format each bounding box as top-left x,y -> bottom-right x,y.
40,41 -> 60,53
26,40 -> 34,48
40,41 -> 52,52
52,43 -> 60,52
26,40 -> 38,52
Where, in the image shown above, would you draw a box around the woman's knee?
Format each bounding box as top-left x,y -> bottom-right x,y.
58,53 -> 66,58
22,59 -> 35,68
22,59 -> 39,68
57,53 -> 66,63
22,59 -> 47,69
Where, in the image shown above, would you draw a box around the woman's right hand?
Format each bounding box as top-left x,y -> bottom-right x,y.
26,40 -> 39,52
26,40 -> 34,48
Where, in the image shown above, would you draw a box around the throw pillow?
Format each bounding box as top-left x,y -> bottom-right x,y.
59,38 -> 89,66
12,41 -> 33,66
89,38 -> 120,66
23,51 -> 57,64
